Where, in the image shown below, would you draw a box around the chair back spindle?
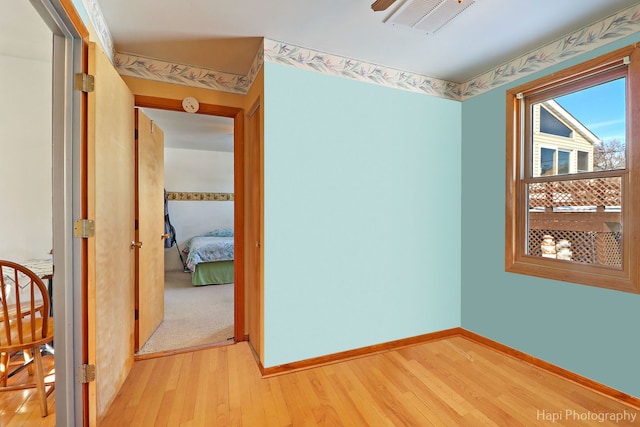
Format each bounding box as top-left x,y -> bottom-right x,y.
0,260 -> 54,417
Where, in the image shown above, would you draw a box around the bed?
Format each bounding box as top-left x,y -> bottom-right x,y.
182,228 -> 234,286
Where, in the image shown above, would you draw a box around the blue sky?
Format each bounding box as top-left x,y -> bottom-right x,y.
555,77 -> 626,144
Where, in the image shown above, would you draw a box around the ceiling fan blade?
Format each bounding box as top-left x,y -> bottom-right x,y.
371,0 -> 397,12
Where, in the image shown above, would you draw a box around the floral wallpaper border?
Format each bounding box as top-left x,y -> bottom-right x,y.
83,0 -> 261,95
458,3 -> 640,100
264,4 -> 640,101
81,0 -> 114,62
263,39 -> 459,100
86,0 -> 639,101
114,52 -> 256,95
167,192 -> 234,202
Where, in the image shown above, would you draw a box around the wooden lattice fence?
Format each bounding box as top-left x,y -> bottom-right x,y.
528,177 -> 622,267
528,229 -> 622,266
528,177 -> 621,208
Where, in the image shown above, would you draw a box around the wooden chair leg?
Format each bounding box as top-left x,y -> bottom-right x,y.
0,352 -> 7,387
23,349 -> 35,376
32,346 -> 48,417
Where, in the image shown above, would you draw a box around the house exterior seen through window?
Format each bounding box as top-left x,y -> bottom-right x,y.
505,44 -> 640,293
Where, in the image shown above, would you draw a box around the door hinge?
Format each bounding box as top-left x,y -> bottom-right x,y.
75,73 -> 95,93
74,219 -> 95,238
80,364 -> 96,383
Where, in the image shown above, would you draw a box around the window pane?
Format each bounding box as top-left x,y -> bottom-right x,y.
540,147 -> 555,176
577,151 -> 589,172
540,107 -> 572,137
558,151 -> 570,174
527,177 -> 622,267
531,78 -> 626,177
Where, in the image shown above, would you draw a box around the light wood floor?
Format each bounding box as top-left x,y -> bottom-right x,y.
0,351 -> 55,427
4,337 -> 638,426
100,336 -> 639,426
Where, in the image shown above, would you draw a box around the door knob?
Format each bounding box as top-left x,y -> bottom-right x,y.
131,241 -> 143,249
162,233 -> 169,240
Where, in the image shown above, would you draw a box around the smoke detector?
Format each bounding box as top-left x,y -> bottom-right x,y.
385,0 -> 476,34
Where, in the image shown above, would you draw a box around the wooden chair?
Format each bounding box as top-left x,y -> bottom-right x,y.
0,260 -> 54,417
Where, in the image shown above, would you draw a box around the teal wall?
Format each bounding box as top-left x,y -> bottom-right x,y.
461,34 -> 640,398
263,63 -> 462,367
72,0 -> 640,396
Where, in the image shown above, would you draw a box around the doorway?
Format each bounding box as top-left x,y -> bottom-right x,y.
133,97 -> 244,356
1,0 -> 85,424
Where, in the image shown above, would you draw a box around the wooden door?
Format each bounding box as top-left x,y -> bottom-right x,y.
86,42 -> 136,423
135,108 -> 165,351
247,101 -> 263,359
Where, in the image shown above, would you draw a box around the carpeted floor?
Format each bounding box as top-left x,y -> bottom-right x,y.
137,270 -> 234,355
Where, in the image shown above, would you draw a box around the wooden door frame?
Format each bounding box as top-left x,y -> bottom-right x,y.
26,0 -> 89,424
133,95 -> 245,344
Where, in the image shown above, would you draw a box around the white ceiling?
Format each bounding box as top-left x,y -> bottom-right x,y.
97,0 -> 635,151
141,108 -> 234,152
98,0 -> 635,83
13,0 -> 638,152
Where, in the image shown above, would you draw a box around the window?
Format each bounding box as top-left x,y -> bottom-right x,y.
557,150 -> 570,174
539,147 -> 571,176
577,151 -> 589,173
540,147 -> 555,176
540,107 -> 572,138
506,44 -> 640,293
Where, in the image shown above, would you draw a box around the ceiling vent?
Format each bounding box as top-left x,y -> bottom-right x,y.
385,0 -> 475,34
